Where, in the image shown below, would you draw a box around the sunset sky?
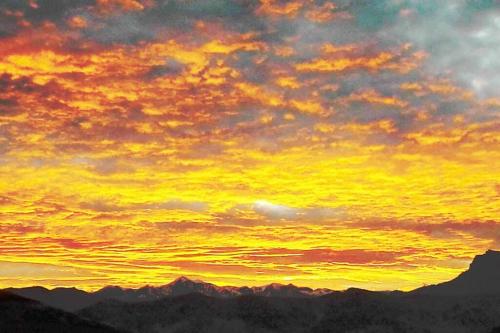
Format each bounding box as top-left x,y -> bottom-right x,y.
0,0 -> 499,291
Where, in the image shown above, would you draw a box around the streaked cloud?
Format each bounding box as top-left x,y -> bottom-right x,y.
0,0 -> 498,291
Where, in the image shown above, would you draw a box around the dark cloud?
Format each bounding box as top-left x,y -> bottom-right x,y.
0,0 -> 94,35
145,58 -> 185,79
76,0 -> 265,44
0,74 -> 40,94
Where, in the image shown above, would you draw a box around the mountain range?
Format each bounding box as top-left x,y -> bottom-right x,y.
5,275 -> 334,312
2,249 -> 500,333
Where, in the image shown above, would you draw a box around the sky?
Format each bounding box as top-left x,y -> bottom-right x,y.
0,0 -> 499,291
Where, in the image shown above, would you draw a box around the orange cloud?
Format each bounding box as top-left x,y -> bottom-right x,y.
296,52 -> 394,73
0,0 -> 498,293
256,0 -> 303,18
96,0 -> 150,12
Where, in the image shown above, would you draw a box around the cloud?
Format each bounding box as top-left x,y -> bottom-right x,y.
0,0 -> 499,291
250,200 -> 345,221
356,219 -> 500,245
0,0 -> 94,36
240,247 -> 412,265
80,198 -> 208,213
352,0 -> 500,98
142,199 -> 208,212
0,261 -> 97,279
0,222 -> 44,234
253,200 -> 299,219
145,58 -> 185,79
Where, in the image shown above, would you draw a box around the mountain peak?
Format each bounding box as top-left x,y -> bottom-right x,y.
176,276 -> 193,282
466,249 -> 500,278
98,285 -> 124,291
96,286 -> 126,298
413,249 -> 500,295
265,283 -> 286,289
170,276 -> 198,285
470,249 -> 500,268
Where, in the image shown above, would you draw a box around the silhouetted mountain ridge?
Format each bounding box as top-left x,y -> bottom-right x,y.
5,275 -> 334,311
78,288 -> 500,333
5,249 -> 500,312
413,249 -> 500,295
2,250 -> 500,332
0,290 -> 126,333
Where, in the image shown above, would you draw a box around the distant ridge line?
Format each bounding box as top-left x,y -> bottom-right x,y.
3,249 -> 500,312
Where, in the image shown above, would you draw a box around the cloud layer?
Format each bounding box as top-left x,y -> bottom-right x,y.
0,0 -> 498,291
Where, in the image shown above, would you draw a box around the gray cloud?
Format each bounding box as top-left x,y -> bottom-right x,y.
250,200 -> 345,221
354,0 -> 500,98
0,0 -> 94,36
